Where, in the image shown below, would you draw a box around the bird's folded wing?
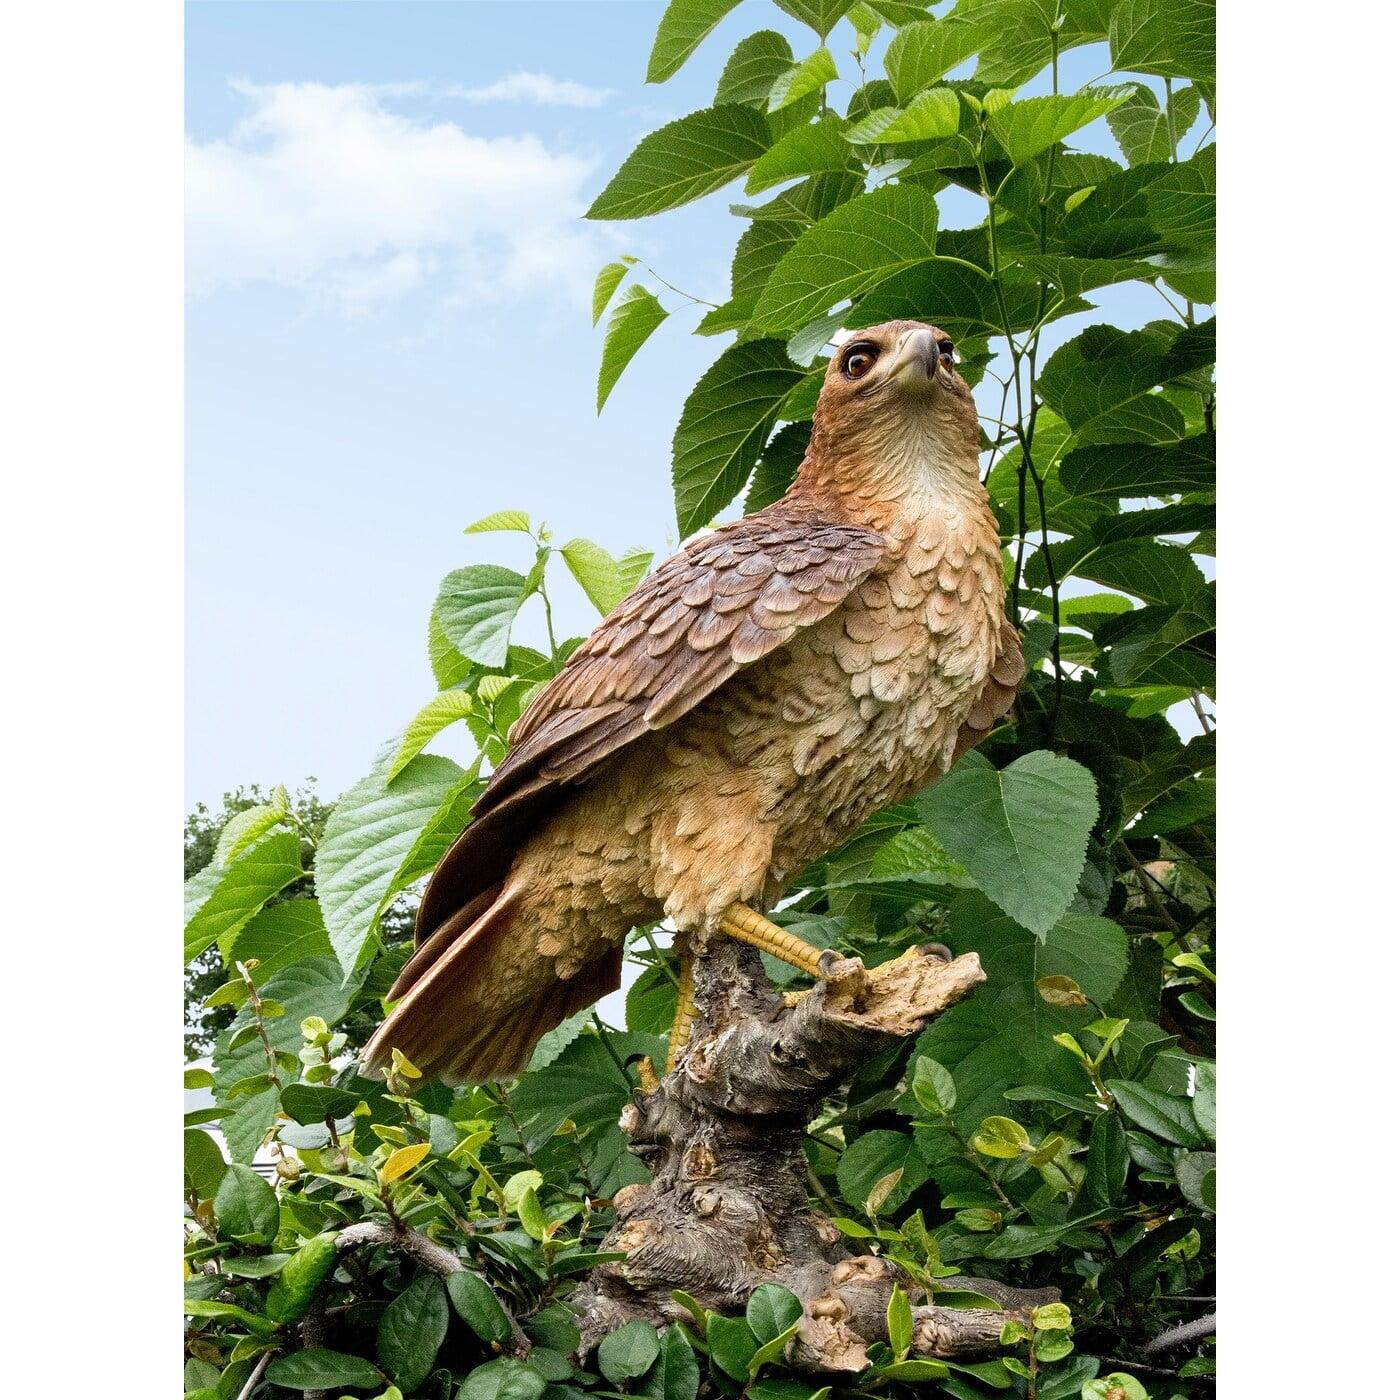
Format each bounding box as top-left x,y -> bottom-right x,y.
415,505 -> 889,941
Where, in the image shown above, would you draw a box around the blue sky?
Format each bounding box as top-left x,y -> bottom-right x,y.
185,0 -> 1204,809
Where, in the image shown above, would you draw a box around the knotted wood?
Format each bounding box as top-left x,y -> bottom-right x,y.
574,941 -> 1054,1372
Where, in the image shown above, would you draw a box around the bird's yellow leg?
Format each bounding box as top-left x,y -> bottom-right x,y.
665,933 -> 697,1073
719,902 -> 826,978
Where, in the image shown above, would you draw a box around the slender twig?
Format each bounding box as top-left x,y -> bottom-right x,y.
235,1350 -> 274,1400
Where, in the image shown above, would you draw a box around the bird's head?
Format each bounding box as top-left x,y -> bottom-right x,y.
802,320 -> 980,504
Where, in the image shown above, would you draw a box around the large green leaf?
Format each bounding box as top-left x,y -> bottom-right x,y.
315,751 -> 466,977
647,0 -> 744,83
378,1273 -> 450,1392
184,832 -> 304,963
884,18 -> 985,102
988,88 -> 1133,167
1058,433 -> 1214,498
434,564 -> 531,669
1110,0 -> 1215,83
598,285 -> 669,410
221,1083 -> 281,1165
1036,323 -> 1179,432
637,1326 -> 700,1400
745,420 -> 810,512
746,114 -> 856,194
587,106 -> 772,220
751,184 -> 940,332
599,1321 -> 662,1384
715,31 -> 795,106
919,751 -> 1098,937
671,338 -> 807,535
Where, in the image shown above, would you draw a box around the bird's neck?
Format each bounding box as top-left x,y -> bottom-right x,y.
793,411 -> 988,536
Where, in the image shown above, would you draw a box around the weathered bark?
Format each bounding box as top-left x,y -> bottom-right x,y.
574,939 -> 1055,1372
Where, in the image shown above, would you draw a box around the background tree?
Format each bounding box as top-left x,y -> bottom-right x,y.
183,4 -> 1215,1396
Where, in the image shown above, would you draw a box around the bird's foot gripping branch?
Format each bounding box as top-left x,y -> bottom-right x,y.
574,941 -> 1055,1374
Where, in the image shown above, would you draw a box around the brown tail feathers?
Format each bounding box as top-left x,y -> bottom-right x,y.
359,884 -> 623,1085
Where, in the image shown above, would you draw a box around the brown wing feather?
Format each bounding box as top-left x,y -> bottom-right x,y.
415,503 -> 889,942
950,619 -> 1025,764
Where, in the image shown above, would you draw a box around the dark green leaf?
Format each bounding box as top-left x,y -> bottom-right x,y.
599,1320 -> 662,1384
746,1283 -> 803,1343
1107,1079 -> 1206,1147
447,1271 -> 513,1346
647,0 -> 744,83
378,1273 -> 450,1392
267,1349 -> 383,1390
1083,1110 -> 1129,1207
184,832 -> 304,963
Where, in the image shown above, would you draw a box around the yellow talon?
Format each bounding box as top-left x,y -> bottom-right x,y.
666,934 -> 697,1072
719,902 -> 827,977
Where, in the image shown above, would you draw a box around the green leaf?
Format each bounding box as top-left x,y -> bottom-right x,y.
587,106 -> 772,220
837,1129 -> 929,1213
911,1055 -> 957,1115
1083,1374 -> 1149,1400
434,564 -> 531,668
221,1084 -> 281,1166
458,1359 -> 548,1400
746,114 -> 855,194
671,338 -> 806,535
1193,1062 -> 1216,1142
280,1082 -> 361,1125
647,0 -> 744,83
1107,1079 -> 1206,1147
378,1273 -> 449,1392
389,690 -> 476,781
1110,0 -> 1215,83
772,0 -> 857,37
884,19 -> 984,102
560,537 -> 654,616
751,184 -> 940,333
1107,81 -> 1201,166
214,1163 -> 279,1244
970,1114 -> 1032,1159
1082,1110 -> 1129,1207
706,1314 -> 759,1381
1175,1150 -> 1216,1211
446,1271 -> 513,1346
228,900 -> 334,985
988,88 -> 1133,167
184,832 -> 304,963
846,88 -> 961,145
1059,433 -> 1214,499
767,47 -> 838,112
746,1283 -> 803,1343
182,1297 -> 277,1336
184,1127 -> 229,1199
464,509 -> 531,535
918,751 -> 1098,938
266,1349 -> 384,1391
214,802 -> 289,868
592,262 -> 632,325
715,31 -> 795,107
599,1320 -> 662,1384
598,285 -> 669,411
887,1285 -> 913,1358
315,750 -> 465,978
637,1326 -> 700,1400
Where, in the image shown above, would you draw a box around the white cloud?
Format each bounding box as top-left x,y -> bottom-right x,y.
444,72 -> 613,108
185,80 -> 603,312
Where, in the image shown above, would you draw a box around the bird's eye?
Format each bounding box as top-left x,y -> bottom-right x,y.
937,338 -> 957,365
842,344 -> 879,379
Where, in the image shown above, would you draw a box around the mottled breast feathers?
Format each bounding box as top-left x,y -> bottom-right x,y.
415,504 -> 889,940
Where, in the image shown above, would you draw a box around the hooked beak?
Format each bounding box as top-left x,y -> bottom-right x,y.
886,327 -> 940,388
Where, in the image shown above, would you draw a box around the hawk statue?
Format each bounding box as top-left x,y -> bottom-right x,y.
362,321 -> 1024,1084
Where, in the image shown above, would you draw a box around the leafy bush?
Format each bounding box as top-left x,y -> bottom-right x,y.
184,2 -> 1214,1397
